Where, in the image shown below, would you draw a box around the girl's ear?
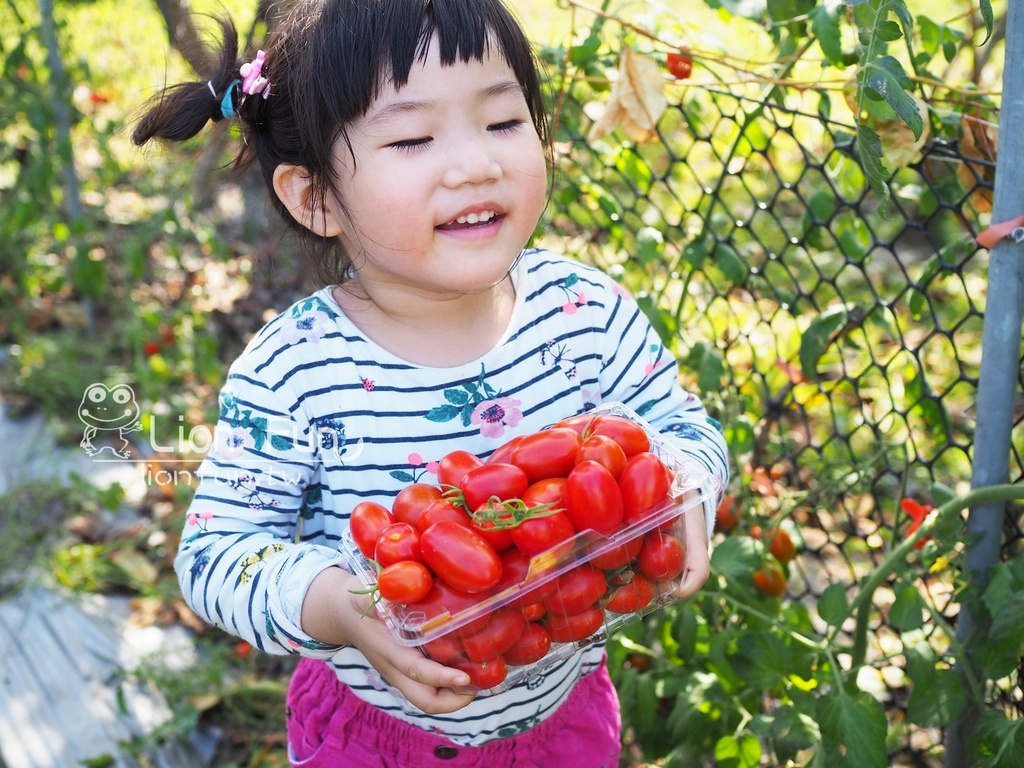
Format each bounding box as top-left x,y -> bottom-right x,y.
272,164 -> 344,238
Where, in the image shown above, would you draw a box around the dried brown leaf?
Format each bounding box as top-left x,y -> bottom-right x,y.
589,48 -> 668,143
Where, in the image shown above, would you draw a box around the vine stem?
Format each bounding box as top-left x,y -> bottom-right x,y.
847,483 -> 1024,672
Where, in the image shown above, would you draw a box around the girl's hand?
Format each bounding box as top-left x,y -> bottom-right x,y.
673,490 -> 711,600
302,567 -> 477,714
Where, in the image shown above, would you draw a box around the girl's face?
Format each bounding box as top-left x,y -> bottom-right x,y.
328,38 -> 548,297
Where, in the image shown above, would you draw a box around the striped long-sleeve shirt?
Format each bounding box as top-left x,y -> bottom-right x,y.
175,248 -> 729,746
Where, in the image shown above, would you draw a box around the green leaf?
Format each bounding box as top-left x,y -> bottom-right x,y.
817,690 -> 888,767
270,434 -> 292,452
770,705 -> 821,763
635,226 -> 664,264
817,583 -> 849,627
389,470 -> 416,483
860,55 -> 923,139
875,20 -> 902,42
974,710 -> 1024,767
714,732 -> 762,768
978,0 -> 994,45
715,242 -> 747,284
798,304 -> 849,381
809,4 -> 843,66
711,535 -> 762,580
854,124 -> 889,205
890,586 -> 926,631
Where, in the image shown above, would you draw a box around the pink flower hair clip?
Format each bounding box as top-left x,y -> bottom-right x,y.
240,50 -> 271,99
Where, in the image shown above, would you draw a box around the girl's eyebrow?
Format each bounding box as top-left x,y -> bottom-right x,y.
364,79 -> 525,129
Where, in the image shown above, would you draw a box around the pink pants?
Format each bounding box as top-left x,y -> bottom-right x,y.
286,657 -> 622,768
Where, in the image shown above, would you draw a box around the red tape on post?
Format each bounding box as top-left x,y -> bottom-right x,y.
976,214 -> 1024,249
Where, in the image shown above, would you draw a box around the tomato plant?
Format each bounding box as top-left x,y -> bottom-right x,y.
768,529 -> 796,563
715,493 -> 740,532
564,459 -> 624,534
752,560 -> 787,598
377,560 -> 433,604
420,520 -> 502,594
350,501 -> 395,559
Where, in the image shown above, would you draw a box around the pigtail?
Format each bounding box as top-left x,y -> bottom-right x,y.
132,19 -> 240,146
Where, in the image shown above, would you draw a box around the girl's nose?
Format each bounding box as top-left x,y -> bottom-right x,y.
443,144 -> 503,188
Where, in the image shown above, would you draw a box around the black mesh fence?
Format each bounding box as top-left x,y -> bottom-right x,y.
542,50 -> 1022,762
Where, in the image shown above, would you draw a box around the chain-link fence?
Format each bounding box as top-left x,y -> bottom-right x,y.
542,48 -> 1021,763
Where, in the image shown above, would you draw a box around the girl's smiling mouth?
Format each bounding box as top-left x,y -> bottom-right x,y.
438,209 -> 502,230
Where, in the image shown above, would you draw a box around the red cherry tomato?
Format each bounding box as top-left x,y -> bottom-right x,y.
422,633 -> 463,664
350,501 -> 395,559
493,547 -> 558,607
543,564 -> 607,615
522,601 -> 546,621
459,606 -> 527,661
588,415 -> 651,457
417,497 -> 472,532
666,52 -> 693,79
408,581 -> 494,634
564,460 -> 624,534
473,519 -> 515,552
588,535 -> 643,570
451,655 -> 508,689
510,427 -> 582,483
753,561 -> 787,597
575,434 -> 628,479
510,511 -> 576,556
420,520 -> 502,594
374,522 -> 422,567
376,560 -> 433,604
768,529 -> 797,563
437,450 -> 485,490
715,493 -> 740,532
636,531 -> 686,581
545,606 -> 605,643
504,622 -> 551,666
391,483 -> 443,529
459,463 -> 530,510
485,435 -> 526,465
619,451 -> 674,522
605,573 -> 657,613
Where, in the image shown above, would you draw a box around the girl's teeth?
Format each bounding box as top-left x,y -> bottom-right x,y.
455,211 -> 495,225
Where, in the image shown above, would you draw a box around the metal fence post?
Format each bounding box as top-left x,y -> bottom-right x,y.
946,4 -> 1024,765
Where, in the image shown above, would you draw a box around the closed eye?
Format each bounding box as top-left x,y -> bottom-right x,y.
489,120 -> 525,134
388,137 -> 432,153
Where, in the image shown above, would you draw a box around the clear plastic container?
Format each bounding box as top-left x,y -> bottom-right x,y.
340,402 -> 717,694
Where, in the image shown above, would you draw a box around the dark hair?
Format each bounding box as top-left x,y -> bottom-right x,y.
133,0 -> 550,284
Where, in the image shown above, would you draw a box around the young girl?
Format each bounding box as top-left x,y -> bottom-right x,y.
134,0 -> 729,764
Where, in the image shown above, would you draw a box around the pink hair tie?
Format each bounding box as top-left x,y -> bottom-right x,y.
240,50 -> 271,99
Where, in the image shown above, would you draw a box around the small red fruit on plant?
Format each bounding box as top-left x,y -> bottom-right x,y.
666,52 -> 693,79
753,561 -> 787,598
768,529 -> 797,563
715,493 -> 740,532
